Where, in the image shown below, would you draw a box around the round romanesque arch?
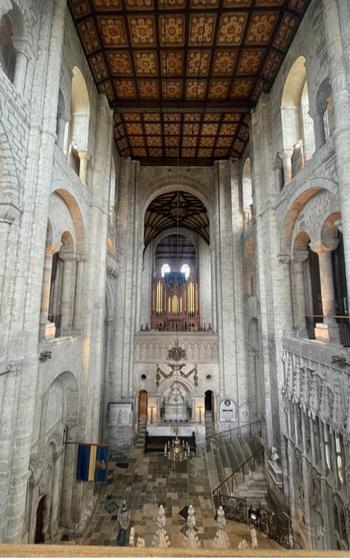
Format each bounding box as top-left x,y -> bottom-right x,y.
141,174 -> 213,232
280,178 -> 338,254
49,187 -> 86,257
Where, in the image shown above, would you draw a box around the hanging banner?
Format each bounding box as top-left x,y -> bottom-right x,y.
76,444 -> 109,482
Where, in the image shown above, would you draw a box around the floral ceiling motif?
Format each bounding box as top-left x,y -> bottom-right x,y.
69,0 -> 310,164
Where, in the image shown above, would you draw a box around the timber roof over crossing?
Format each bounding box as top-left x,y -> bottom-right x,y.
68,0 -> 310,165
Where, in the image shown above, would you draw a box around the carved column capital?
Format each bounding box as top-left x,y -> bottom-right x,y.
293,250 -> 309,263
0,202 -> 21,224
78,149 -> 92,162
310,240 -> 338,254
46,240 -> 62,254
278,252 -> 291,265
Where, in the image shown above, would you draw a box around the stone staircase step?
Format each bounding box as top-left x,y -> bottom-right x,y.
210,431 -> 267,505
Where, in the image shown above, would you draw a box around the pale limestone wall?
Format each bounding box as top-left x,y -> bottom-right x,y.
1,0 -> 350,552
108,161 -> 249,444
0,0 -> 114,545
247,0 -> 350,550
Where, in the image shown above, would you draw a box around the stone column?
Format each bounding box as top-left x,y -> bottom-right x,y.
60,424 -> 77,529
40,241 -> 62,339
279,149 -> 294,184
78,150 -> 91,185
56,117 -> 66,150
310,241 -> 338,342
214,160 -> 238,402
209,245 -> 217,332
273,154 -> 283,192
12,40 -> 29,96
3,0 -> 68,543
72,256 -> 85,331
292,250 -> 308,332
323,0 -> 350,303
0,204 -> 19,316
311,111 -> 326,151
277,253 -> 294,337
60,255 -> 75,335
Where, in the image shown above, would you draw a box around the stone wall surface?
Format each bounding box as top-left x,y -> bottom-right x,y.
0,0 -> 115,544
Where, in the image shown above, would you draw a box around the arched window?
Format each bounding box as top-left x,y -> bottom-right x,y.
242,157 -> 253,227
181,263 -> 190,280
292,231 -> 321,338
161,263 -> 170,277
0,4 -> 28,94
0,13 -> 16,81
280,56 -> 315,182
68,66 -> 90,183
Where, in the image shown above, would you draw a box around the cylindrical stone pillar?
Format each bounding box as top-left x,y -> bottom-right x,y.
13,50 -> 29,96
56,117 -> 66,150
323,0 -> 350,306
311,243 -> 337,324
60,256 -> 74,334
40,241 -> 61,319
311,111 -> 326,150
73,257 -> 85,330
292,250 -> 309,331
78,150 -> 91,185
279,149 -> 294,184
318,250 -> 336,323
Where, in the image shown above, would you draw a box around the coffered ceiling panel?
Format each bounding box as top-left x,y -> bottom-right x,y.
69,0 -> 310,165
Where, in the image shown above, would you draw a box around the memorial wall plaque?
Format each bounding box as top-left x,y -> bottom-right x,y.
108,402 -> 133,426
219,399 -> 237,423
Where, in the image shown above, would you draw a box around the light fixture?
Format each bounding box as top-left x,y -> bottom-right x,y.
164,427 -> 190,463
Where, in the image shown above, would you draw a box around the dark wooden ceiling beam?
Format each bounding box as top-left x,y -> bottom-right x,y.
111,100 -> 254,112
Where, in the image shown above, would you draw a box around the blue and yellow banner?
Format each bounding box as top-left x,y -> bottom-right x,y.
76,444 -> 109,482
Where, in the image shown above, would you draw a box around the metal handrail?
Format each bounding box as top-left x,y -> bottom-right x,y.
212,443 -> 264,497
208,420 -> 262,441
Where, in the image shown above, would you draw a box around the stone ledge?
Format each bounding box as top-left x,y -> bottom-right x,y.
0,545 -> 349,557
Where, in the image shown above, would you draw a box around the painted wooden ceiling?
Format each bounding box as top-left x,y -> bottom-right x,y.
68,0 -> 310,165
144,191 -> 209,245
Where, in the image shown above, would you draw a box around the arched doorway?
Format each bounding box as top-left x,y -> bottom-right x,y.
34,496 -> 46,544
138,390 -> 148,421
204,390 -> 214,420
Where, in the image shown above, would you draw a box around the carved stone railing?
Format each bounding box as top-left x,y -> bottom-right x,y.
281,347 -> 350,439
134,332 -> 219,363
219,496 -> 292,549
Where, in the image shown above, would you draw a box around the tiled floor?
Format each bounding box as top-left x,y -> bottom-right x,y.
81,444 -> 281,550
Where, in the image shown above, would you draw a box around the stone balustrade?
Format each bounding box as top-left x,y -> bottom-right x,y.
281,346 -> 350,438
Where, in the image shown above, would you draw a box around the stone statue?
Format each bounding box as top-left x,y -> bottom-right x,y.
116,499 -> 130,546
136,536 -> 145,547
238,539 -> 249,549
152,504 -> 171,548
212,506 -> 230,549
271,446 -> 279,463
129,526 -> 135,547
250,527 -> 258,549
183,505 -> 201,549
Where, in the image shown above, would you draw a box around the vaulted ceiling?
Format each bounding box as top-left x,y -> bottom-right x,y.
144,191 -> 209,245
68,0 -> 310,165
